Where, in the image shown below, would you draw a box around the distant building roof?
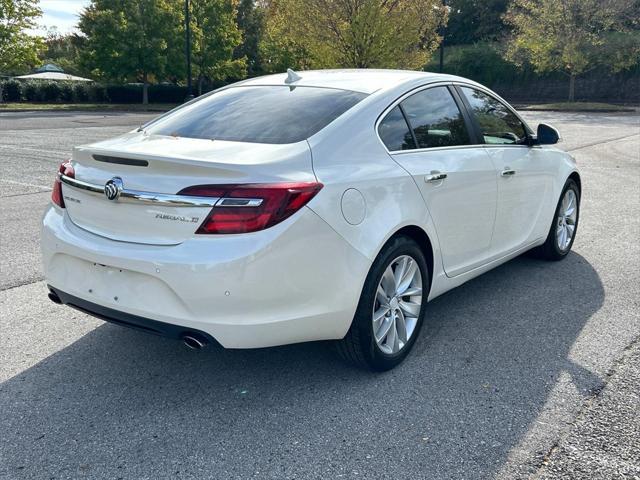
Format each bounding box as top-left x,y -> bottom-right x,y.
14,72 -> 93,82
34,63 -> 65,73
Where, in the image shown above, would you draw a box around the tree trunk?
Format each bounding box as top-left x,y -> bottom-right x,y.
568,74 -> 576,102
198,75 -> 203,96
142,72 -> 149,105
0,83 -> 4,104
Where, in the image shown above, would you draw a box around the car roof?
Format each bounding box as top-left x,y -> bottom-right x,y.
237,69 -> 471,94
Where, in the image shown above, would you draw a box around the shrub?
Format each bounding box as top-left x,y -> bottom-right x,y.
148,84 -> 189,103
106,84 -> 141,103
88,83 -> 108,102
73,82 -> 89,102
23,81 -> 42,102
41,81 -> 62,102
60,82 -> 74,102
1,79 -> 22,101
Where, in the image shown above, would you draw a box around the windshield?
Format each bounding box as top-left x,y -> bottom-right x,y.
146,86 -> 367,144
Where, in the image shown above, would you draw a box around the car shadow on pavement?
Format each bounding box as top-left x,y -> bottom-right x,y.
0,252 -> 604,479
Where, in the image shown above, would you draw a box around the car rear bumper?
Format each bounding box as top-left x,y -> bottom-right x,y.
48,285 -> 220,345
41,205 -> 371,348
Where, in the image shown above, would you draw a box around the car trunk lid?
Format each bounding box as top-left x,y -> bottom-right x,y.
62,132 -> 316,245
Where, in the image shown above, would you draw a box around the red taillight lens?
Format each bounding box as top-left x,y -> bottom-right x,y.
178,182 -> 323,234
51,161 -> 74,208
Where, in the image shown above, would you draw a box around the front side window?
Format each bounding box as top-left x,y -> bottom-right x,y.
146,86 -> 367,144
378,106 -> 416,151
460,87 -> 527,145
400,86 -> 472,149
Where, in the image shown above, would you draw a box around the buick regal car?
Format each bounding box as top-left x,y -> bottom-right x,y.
42,69 -> 580,370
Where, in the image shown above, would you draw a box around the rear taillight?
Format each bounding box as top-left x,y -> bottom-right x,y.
178,182 -> 323,234
51,161 -> 75,208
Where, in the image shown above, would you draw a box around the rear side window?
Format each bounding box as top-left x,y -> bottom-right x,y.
378,106 -> 416,151
146,86 -> 367,144
401,86 -> 472,149
460,87 -> 527,144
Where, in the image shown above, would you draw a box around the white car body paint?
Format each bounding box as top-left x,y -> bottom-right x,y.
41,69 -> 579,349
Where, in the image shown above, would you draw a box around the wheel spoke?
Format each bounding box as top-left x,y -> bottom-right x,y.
396,310 -> 408,344
375,317 -> 394,343
401,286 -> 422,297
373,306 -> 390,331
393,257 -> 409,289
380,266 -> 396,298
399,299 -> 420,317
566,223 -> 575,238
396,260 -> 417,295
387,318 -> 398,353
376,284 -> 389,305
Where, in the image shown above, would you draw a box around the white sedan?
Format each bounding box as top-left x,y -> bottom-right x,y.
42,69 -> 580,370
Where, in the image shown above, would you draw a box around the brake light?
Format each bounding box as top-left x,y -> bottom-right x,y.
51,161 -> 74,208
178,182 -> 323,234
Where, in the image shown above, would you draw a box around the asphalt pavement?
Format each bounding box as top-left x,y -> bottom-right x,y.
0,109 -> 639,479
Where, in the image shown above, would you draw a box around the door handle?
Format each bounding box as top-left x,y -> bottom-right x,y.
501,168 -> 516,177
425,171 -> 447,183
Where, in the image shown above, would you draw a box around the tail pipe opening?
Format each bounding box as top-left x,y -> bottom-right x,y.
48,289 -> 62,305
182,333 -> 209,350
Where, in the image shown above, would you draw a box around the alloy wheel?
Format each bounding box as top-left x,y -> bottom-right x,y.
372,255 -> 423,355
556,189 -> 578,251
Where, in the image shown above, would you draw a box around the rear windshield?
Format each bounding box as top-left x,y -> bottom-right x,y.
146,86 -> 367,144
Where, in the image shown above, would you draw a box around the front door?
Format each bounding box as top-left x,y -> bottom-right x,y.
457,86 -> 553,257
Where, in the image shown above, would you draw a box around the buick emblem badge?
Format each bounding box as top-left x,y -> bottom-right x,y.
104,177 -> 123,201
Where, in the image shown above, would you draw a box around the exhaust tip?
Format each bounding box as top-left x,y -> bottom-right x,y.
182,334 -> 208,350
48,291 -> 62,305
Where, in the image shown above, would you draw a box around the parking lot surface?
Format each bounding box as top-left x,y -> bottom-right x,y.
1,109 -> 639,479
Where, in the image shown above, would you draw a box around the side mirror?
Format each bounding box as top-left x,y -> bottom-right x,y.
536,123 -> 561,145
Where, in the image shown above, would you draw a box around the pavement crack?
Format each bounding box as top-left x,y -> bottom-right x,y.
2,190 -> 51,198
0,278 -> 44,292
567,133 -> 640,152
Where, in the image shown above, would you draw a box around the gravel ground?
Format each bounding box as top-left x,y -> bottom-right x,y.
0,109 -> 639,479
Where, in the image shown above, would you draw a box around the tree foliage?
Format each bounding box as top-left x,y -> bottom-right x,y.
187,0 -> 246,93
79,0 -> 180,103
0,0 -> 44,75
504,0 -> 640,100
260,0 -> 448,71
39,28 -> 86,76
446,0 -> 509,45
234,0 -> 265,76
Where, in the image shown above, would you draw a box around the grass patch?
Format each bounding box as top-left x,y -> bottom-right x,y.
519,102 -> 636,112
0,103 -> 178,112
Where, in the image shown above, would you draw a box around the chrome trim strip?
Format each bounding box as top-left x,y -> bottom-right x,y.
59,174 -> 220,208
216,197 -> 263,207
375,80 -> 534,155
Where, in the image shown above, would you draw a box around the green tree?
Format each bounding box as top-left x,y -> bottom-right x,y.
0,0 -> 44,75
79,0 -> 181,104
234,0 -> 264,76
445,0 -> 509,45
39,28 -> 86,76
260,0 -> 448,71
504,0 -> 640,101
187,0 -> 246,94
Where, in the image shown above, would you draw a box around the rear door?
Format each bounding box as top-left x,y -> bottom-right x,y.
380,84 -> 497,277
456,86 -> 553,257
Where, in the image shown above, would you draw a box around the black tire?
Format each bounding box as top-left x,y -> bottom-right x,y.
532,178 -> 580,261
336,235 -> 430,371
